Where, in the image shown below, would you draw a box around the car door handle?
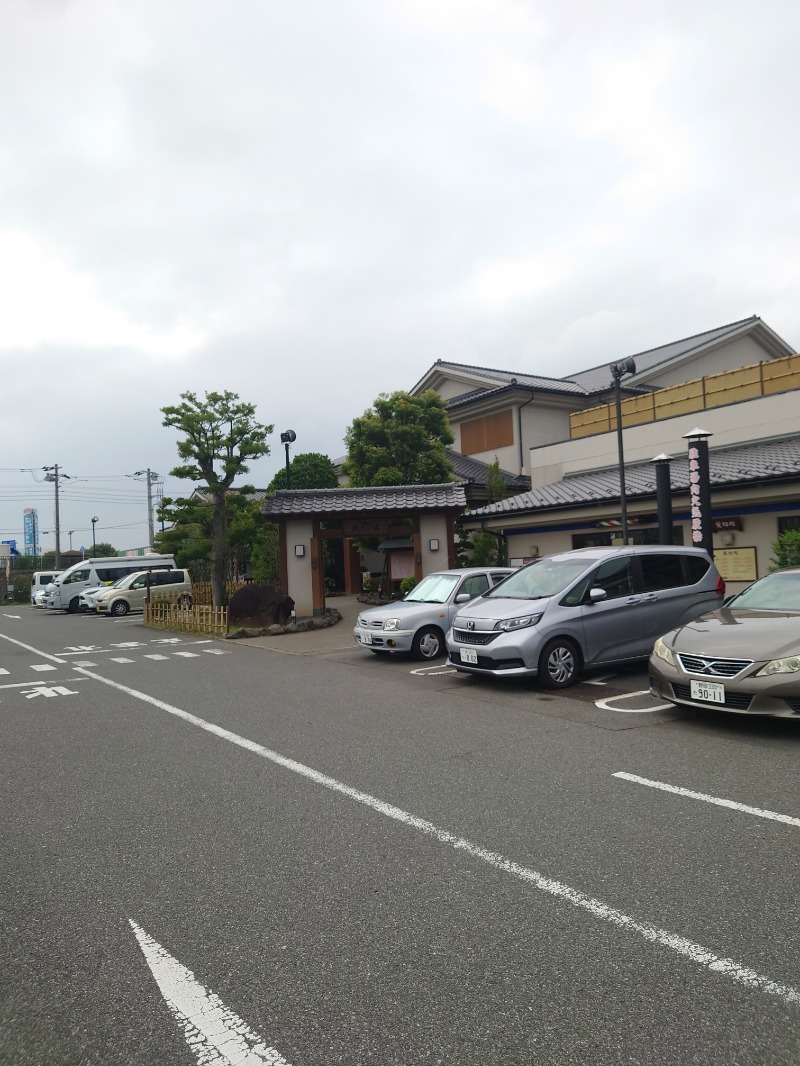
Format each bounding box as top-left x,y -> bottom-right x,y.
625,596 -> 642,605
641,594 -> 659,603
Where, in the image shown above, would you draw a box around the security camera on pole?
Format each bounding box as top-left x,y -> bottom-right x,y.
280,430 -> 296,489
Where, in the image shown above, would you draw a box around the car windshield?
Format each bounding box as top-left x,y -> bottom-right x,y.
485,557 -> 592,600
405,573 -> 461,604
728,571 -> 800,612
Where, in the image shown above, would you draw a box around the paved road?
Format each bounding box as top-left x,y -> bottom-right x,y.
1,606 -> 799,1065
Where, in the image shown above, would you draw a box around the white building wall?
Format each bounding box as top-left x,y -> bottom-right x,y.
419,514 -> 450,572
530,391 -> 800,488
644,336 -> 773,388
284,517 -> 314,617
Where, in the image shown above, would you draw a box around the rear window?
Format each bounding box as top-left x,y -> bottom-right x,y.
638,554 -> 685,592
685,556 -> 711,584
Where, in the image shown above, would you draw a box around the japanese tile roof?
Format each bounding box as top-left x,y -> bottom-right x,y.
261,482 -> 467,517
445,449 -> 531,491
467,435 -> 800,517
563,316 -> 792,392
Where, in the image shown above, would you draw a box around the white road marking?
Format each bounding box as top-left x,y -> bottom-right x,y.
31,664 -> 57,672
4,614 -> 21,619
144,654 -> 169,661
0,668 -> 8,675
582,673 -> 617,686
22,686 -> 78,699
0,633 -> 66,664
110,657 -> 135,663
203,648 -> 230,655
595,690 -> 673,713
614,772 -> 800,828
411,664 -> 457,676
72,660 -> 97,667
74,665 -> 800,1007
173,652 -> 200,658
129,920 -> 292,1065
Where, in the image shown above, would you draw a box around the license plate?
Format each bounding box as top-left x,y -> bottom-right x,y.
460,648 -> 478,665
360,631 -> 373,645
690,679 -> 725,704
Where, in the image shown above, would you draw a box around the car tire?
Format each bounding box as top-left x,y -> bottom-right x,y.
178,594 -> 192,607
67,597 -> 80,614
411,626 -> 444,661
538,638 -> 581,688
110,600 -> 130,617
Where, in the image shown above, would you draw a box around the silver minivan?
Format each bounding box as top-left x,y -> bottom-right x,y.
446,546 -> 725,687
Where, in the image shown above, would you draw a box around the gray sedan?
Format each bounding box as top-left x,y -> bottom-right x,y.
650,567 -> 800,717
353,567 -> 515,661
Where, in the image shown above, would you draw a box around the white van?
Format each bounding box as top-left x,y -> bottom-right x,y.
95,569 -> 193,616
31,571 -> 62,606
43,555 -> 175,613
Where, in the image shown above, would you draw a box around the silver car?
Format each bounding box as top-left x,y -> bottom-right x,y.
447,546 -> 725,687
354,567 -> 515,661
650,567 -> 800,717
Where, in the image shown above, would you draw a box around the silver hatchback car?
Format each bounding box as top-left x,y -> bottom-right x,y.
447,546 -> 725,687
354,566 -> 515,661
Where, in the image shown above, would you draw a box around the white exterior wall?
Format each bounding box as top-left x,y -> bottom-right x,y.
284,517 -> 314,617
419,514 -> 450,572
644,336 -> 772,388
530,391 -> 800,488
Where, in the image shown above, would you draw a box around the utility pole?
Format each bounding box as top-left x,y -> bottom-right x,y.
43,465 -> 70,568
133,469 -> 159,548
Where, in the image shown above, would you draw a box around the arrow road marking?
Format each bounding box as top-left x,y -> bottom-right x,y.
129,920 -> 292,1065
75,666 -> 800,1008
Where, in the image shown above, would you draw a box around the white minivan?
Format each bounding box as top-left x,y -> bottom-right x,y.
43,555 -> 175,613
31,571 -> 62,606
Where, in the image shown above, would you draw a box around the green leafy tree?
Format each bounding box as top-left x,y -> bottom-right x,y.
268,452 -> 339,492
161,391 -> 272,606
90,542 -> 117,557
769,528 -> 800,571
343,390 -> 454,486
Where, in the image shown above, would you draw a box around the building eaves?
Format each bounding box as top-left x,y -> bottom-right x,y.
445,449 -> 530,490
467,435 -> 800,517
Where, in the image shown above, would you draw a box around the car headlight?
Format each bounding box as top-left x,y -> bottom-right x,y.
756,655 -> 800,676
383,618 -> 401,632
495,613 -> 543,632
653,637 -> 676,666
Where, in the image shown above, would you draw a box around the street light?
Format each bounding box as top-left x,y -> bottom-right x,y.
280,430 -> 296,490
610,357 -> 637,545
91,516 -> 98,555
67,530 -> 75,550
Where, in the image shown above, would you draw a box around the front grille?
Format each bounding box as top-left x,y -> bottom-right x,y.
673,683 -> 752,711
359,619 -> 388,631
677,653 -> 753,678
783,699 -> 800,714
451,627 -> 498,646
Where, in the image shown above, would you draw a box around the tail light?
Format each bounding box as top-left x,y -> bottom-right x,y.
715,574 -> 726,597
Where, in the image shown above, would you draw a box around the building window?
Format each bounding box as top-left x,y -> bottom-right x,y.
460,409 -> 514,455
778,516 -> 800,535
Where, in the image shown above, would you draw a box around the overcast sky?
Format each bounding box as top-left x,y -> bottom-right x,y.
2,0 -> 799,554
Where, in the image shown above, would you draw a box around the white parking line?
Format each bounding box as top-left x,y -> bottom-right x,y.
614,772 -> 800,828
595,690 -> 673,713
130,920 -> 292,1065
70,664 -> 800,1007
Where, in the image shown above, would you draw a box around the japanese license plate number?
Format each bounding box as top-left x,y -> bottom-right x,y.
460,648 -> 478,665
690,679 -> 725,704
360,631 -> 373,645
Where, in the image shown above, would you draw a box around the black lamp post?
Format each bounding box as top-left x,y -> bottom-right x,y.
280,430 -> 296,489
91,516 -> 98,555
650,453 -> 675,545
610,357 -> 637,544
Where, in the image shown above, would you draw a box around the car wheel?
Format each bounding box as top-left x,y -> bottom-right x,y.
110,600 -> 130,617
178,594 -> 192,607
67,597 -> 80,614
538,638 -> 581,688
411,626 -> 444,661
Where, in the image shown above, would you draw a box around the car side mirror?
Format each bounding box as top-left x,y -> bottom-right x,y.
588,587 -> 607,604
455,593 -> 471,603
